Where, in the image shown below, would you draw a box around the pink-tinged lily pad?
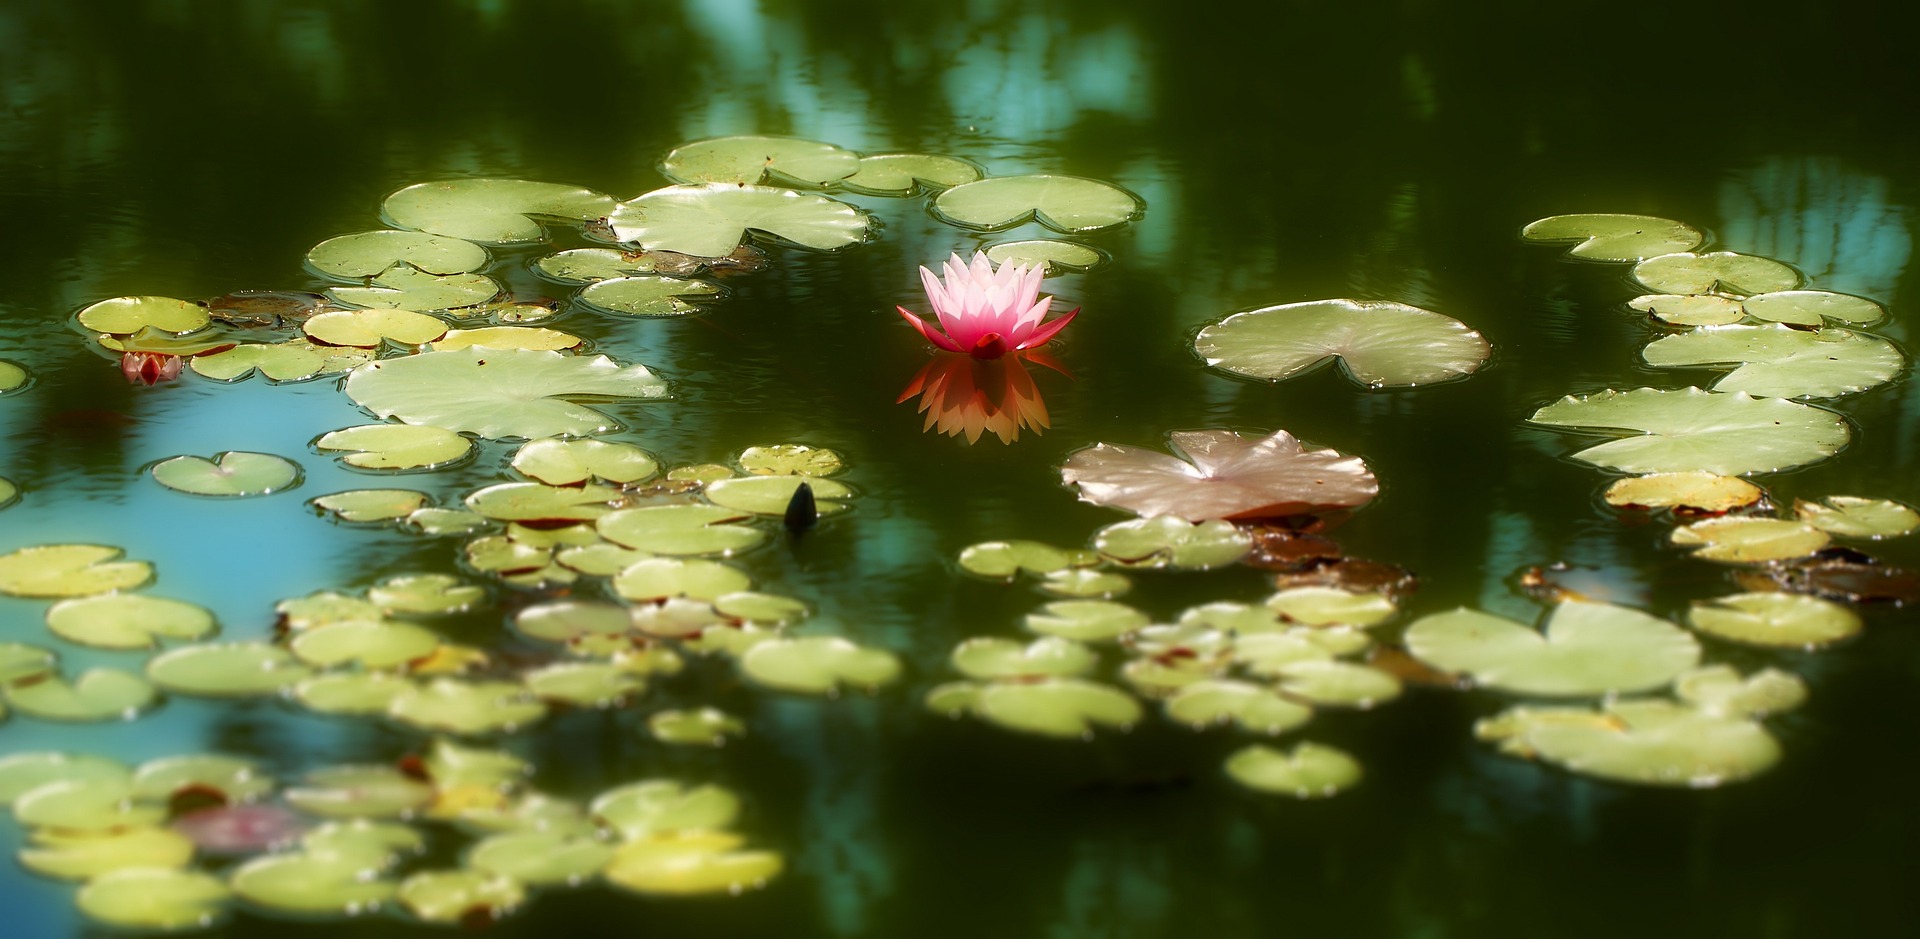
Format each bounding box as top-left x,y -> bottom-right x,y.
1060,429 -> 1378,521
172,803 -> 309,855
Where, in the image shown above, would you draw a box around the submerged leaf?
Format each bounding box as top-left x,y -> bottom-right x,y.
1528,387 -> 1849,475
345,347 -> 667,439
1197,299 -> 1489,388
1061,428 -> 1378,521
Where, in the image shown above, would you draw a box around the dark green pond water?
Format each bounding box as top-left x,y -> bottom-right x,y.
3,1 -> 1919,936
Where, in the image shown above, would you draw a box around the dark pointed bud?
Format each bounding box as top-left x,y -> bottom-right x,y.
784,481 -> 817,533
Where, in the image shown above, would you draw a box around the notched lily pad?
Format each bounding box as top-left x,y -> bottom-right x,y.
469,829 -> 613,886
328,268 -> 501,312
1628,293 -> 1746,327
741,636 -> 900,694
1166,680 -> 1314,735
4,667 -> 156,721
290,620 -> 441,669
958,540 -> 1087,578
661,135 -> 859,187
1404,601 -> 1700,697
398,869 -> 525,925
603,831 -> 782,896
1742,290 -> 1885,327
1225,741 -> 1361,798
578,275 -> 725,317
1061,428 -> 1378,521
0,544 -> 152,598
370,573 -> 486,616
388,678 -> 547,734
77,296 -> 210,335
316,424 -> 473,471
307,230 -> 489,279
230,850 -> 398,914
984,239 -> 1104,274
1520,214 -> 1703,262
191,339 -> 370,382
76,867 -> 232,930
1796,496 -> 1920,538
932,174 -> 1142,233
45,594 -> 216,649
1093,516 -> 1251,569
706,475 -> 852,516
1529,387 -> 1849,476
345,347 -> 668,440
951,637 -> 1095,680
150,451 -> 300,497
304,308 -> 450,347
383,178 -> 615,244
1479,699 -> 1780,787
1642,324 -> 1903,398
432,326 -> 581,351
1039,569 -> 1131,598
1197,299 -> 1490,388
929,677 -> 1142,738
738,444 -> 843,477
1026,599 -> 1149,642
1671,517 -> 1829,563
613,558 -> 752,602
609,183 -> 872,257
841,153 -> 981,195
147,642 -> 312,697
1632,251 -> 1799,296
1688,591 -> 1861,648
1266,586 -> 1396,627
649,708 -> 746,746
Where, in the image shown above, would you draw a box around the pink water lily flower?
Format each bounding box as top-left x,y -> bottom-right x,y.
897,252 -> 1078,359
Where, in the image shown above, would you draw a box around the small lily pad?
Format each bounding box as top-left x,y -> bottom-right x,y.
1040,569 -> 1131,598
841,153 -> 981,194
523,662 -> 644,707
132,753 -> 272,803
302,818 -> 425,867
389,678 -> 548,734
151,451 -> 300,497
307,230 -> 489,279
313,489 -> 432,522
0,544 -> 152,598
0,643 -> 56,683
1520,214 -> 1703,261
304,308 -> 450,347
470,830 -> 614,886
316,424 -> 472,471
295,672 -> 416,714
1603,472 -> 1763,511
1479,699 -> 1779,787
930,678 -> 1142,737
230,851 -> 398,914
1404,601 -> 1700,697
290,620 -> 441,669
958,540 -> 1084,578
383,178 -> 615,244
1093,516 -> 1251,569
1226,742 -> 1361,798
1676,665 -> 1808,719
191,340 -> 367,382
613,557 -> 752,602
76,296 -> 210,335
345,346 -> 668,440
329,268 -> 501,311
737,444 -> 843,477
13,777 -> 164,830
466,482 -> 622,525
1166,680 -> 1314,735
1266,586 -> 1396,627
648,708 -> 746,747
0,753 -> 130,804
1025,600 -> 1149,641
76,867 -> 232,930
512,438 -> 658,486
932,174 -> 1142,232
741,636 -> 900,694
534,248 -> 661,283
1628,293 -> 1746,327
45,594 -> 215,649
705,475 -> 852,516
147,643 -> 313,697
591,780 -> 739,839
1642,324 -> 1903,398
1632,251 -> 1800,296
661,135 -> 859,187
278,591 -> 384,629
984,239 -> 1104,274
1741,289 -> 1885,327
1197,299 -> 1490,388
1528,387 -> 1850,476
1270,660 -> 1401,707
398,869 -> 525,924
0,360 -> 24,393
951,637 -> 1095,680
578,276 -> 725,317
1671,517 -> 1829,563
284,765 -> 433,820
5,668 -> 156,721
609,183 -> 871,257
603,831 -> 782,896
369,574 -> 485,617
1688,592 -> 1861,648
1796,496 -> 1920,538
714,591 -> 808,625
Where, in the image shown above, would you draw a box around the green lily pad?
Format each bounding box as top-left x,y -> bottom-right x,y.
958,540 -> 1086,578
604,831 -> 782,896
512,438 -> 658,485
1632,251 -> 1800,296
1196,299 -> 1490,388
1528,387 -> 1850,475
841,153 -> 981,194
1039,569 -> 1131,598
714,591 -> 808,626
705,475 -> 853,516
1796,495 -> 1920,538
0,476 -> 15,508
1231,631 -> 1332,676
1672,517 -> 1829,562
597,504 -> 764,556
0,643 -> 56,683
0,359 -> 24,393
984,239 -> 1104,274
406,506 -> 490,536
1266,586 -> 1396,627
1628,293 -> 1747,327
613,558 -> 752,602
1689,592 -> 1861,648
76,866 -> 232,930
455,791 -> 592,836
1177,602 -> 1286,636
151,451 -> 300,497
609,183 -> 871,257
951,637 -> 1095,680
369,573 -> 485,617
648,708 -> 746,747
1025,600 -> 1149,642
315,424 -> 472,471
1741,289 -> 1885,327
1404,601 -> 1700,697
668,462 -> 735,482
432,325 -> 582,352
383,178 -> 615,245
1642,324 -> 1903,398
1165,680 -> 1314,735
1225,742 -> 1361,798
191,340 -> 368,383
398,869 -> 525,924
1675,665 -> 1807,718
929,678 -> 1142,737
0,544 -> 152,598
300,819 -> 424,871
278,591 -> 384,629
523,662 -> 644,707
469,829 -> 614,886
578,275 -> 725,317
1478,699 -> 1780,787
295,672 -> 417,715
1519,214 -> 1703,261
313,489 -> 432,523
76,296 -> 210,335
290,620 -> 441,669
737,444 -> 844,477
147,642 -> 313,696
304,308 -> 450,347
464,536 -> 553,577
741,636 -> 900,694
931,174 -> 1142,232
284,765 -> 433,820
97,328 -> 235,357
418,739 -> 529,791
465,482 -> 622,524
661,135 -> 859,187
13,777 -> 164,830
132,753 -> 272,803
514,601 -> 632,644
1093,516 -> 1250,569
45,594 -> 215,649
19,824 -> 195,879
5,668 -> 156,721
307,230 -> 489,279
345,347 -> 668,439
0,753 -> 130,804
230,851 -> 398,914
1270,660 -> 1401,707
534,248 -> 662,283
389,678 -> 547,734
1602,472 -> 1763,512
591,780 -> 739,839
328,267 -> 501,311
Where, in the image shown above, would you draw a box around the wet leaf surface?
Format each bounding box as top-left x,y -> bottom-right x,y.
1061,429 -> 1378,520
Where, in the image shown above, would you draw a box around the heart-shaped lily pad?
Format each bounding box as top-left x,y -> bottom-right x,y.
951,637 -> 1095,680
230,851 -> 398,913
20,825 -> 194,880
0,753 -> 131,804
1040,569 -> 1131,598
1632,251 -> 1800,296
931,174 -> 1142,232
740,636 -> 900,694
191,339 -> 370,382
511,438 -> 658,485
1478,699 -> 1780,787
1528,387 -> 1850,475
328,268 -> 501,311
1093,516 -> 1251,569
841,153 -> 981,195
534,248 -> 663,284
1196,299 -> 1490,388
612,558 -> 752,602
648,708 -> 747,747
295,673 -> 416,714
370,573 -> 485,616
1225,742 -> 1361,798
597,505 -> 764,556
1688,592 -> 1861,648
604,831 -> 782,896
958,540 -> 1091,578
313,490 -> 433,523
591,780 -> 740,838
661,135 -> 859,187
13,777 -> 165,830
76,867 -> 232,930
1520,214 -> 1703,261
0,545 -> 152,598
578,276 -> 725,317
1266,586 -> 1396,627
608,183 -> 871,257
388,679 -> 547,734
398,869 -> 525,924
132,753 -> 273,803
0,643 -> 56,683
705,475 -> 852,516
927,678 -> 1142,737
1025,600 -> 1149,641
470,830 -> 613,887
383,178 -> 615,244
346,347 -> 668,439
1165,680 -> 1314,735
1671,517 -> 1829,562
316,424 -> 472,471
307,230 -> 489,278
1628,293 -> 1747,327
76,296 -> 210,335
524,662 -> 645,707
1641,324 -> 1903,398
465,482 -> 621,524
1404,601 -> 1700,696
147,643 -> 313,697
304,308 -> 450,347
1061,428 -> 1379,520
1741,289 -> 1885,327
1796,496 -> 1920,538
1603,472 -> 1763,511
151,451 -> 300,497
290,620 -> 440,669
1675,665 -> 1807,718
5,667 -> 156,721
737,444 -> 844,477
983,239 -> 1104,274
45,594 -> 215,649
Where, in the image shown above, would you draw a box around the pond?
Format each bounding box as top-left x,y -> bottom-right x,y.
2,1 -> 1918,935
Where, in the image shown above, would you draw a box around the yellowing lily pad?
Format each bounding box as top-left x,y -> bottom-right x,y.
0,753 -> 130,804
932,174 -> 1142,233
1671,517 -> 1829,562
1225,741 -> 1361,798
304,308 -> 449,347
4,668 -> 156,721
1642,324 -> 1903,398
432,326 -> 582,351
230,851 -> 398,914
316,423 -> 472,471
76,867 -> 231,930
1520,214 -> 1703,262
1528,387 -> 1849,476
389,678 -> 547,734
661,135 -> 859,187
1795,495 -> 1920,538
1197,299 -> 1490,388
45,594 -> 215,649
0,360 -> 24,393
150,451 -> 300,497
1404,601 -> 1700,697
0,545 -> 152,598
1627,293 -> 1746,327
1603,472 -> 1763,511
1025,600 -> 1149,642
0,643 -> 56,683
370,573 -> 485,616
383,178 -> 615,245
469,830 -> 612,886
1478,699 -> 1780,787
592,780 -> 740,839
1632,251 -> 1799,296
578,276 -> 725,317
398,869 -> 525,925
1093,516 -> 1250,569
841,153 -> 981,195
345,347 -> 668,439
738,444 -> 844,477
285,766 -> 432,822
741,636 -> 900,694
649,708 -> 747,747
290,620 -> 440,669
609,183 -> 871,257
306,230 -> 489,279
76,296 -> 210,335
13,777 -> 163,830
146,642 -> 313,696
191,339 -> 369,382
295,673 -> 416,714
604,831 -> 782,896
1687,592 -> 1861,648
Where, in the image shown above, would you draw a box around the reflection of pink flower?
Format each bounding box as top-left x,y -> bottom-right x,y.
897,252 -> 1078,359
120,351 -> 182,385
897,350 -> 1071,445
